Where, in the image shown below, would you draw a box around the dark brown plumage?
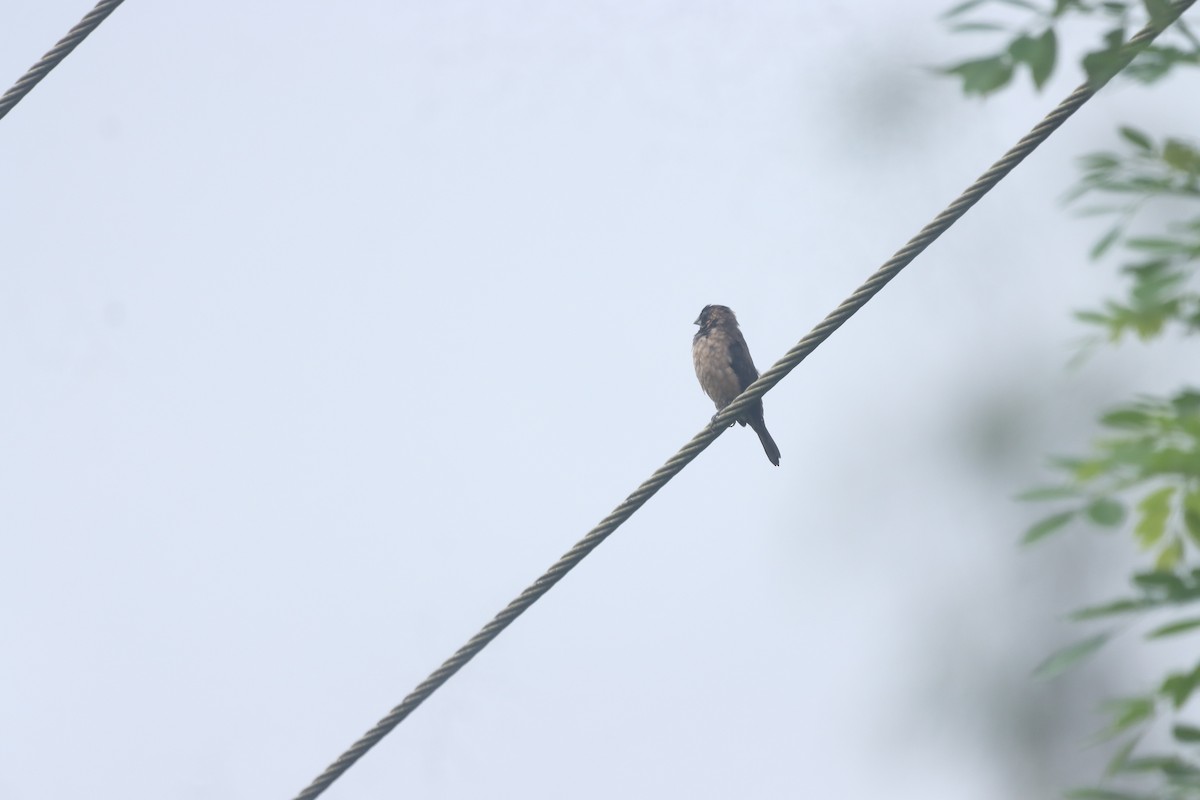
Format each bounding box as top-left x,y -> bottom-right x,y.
692,304 -> 781,466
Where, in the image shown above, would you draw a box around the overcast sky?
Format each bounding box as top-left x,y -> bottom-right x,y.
3,3 -> 1199,799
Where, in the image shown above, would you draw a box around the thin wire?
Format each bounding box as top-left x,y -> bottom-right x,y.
291,4 -> 1195,798
0,0 -> 125,123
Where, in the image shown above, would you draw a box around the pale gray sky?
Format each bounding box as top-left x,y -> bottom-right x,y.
2,3 -> 1199,799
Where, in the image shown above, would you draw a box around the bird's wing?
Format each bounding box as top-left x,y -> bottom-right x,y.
726,332 -> 760,391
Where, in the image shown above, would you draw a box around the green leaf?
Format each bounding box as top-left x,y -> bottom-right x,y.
1163,139 -> 1200,175
951,21 -> 1011,32
1139,486 -> 1176,513
1100,435 -> 1153,464
1134,512 -> 1167,549
1029,27 -> 1057,87
1161,664 -> 1200,707
1106,735 -> 1142,776
1052,0 -> 1086,16
1090,226 -> 1123,260
1034,632 -> 1111,678
1123,259 -> 1173,279
1023,509 -> 1076,544
1065,790 -> 1153,800
1009,29 -> 1058,88
1174,724 -> 1200,743
1083,33 -> 1128,88
1119,126 -> 1155,152
1075,309 -> 1114,327
1087,497 -> 1126,527
1126,236 -> 1185,251
1133,570 -> 1186,596
1099,408 -> 1152,429
1144,449 -> 1200,479
1102,695 -> 1156,734
1143,0 -> 1176,26
1156,537 -> 1184,571
1135,486 -> 1175,549
1072,457 -> 1114,481
1072,598 -> 1156,620
1173,391 -> 1200,416
1015,485 -> 1081,501
1147,617 -> 1200,639
1117,754 -> 1199,774
1080,153 -> 1121,172
942,55 -> 1015,95
1184,487 -> 1200,546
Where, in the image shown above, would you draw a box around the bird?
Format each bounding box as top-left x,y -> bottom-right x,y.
692,304 -> 781,466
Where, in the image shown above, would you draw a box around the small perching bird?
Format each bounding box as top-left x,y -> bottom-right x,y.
692,304 -> 781,466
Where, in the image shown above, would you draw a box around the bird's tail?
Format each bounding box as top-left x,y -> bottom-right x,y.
748,417 -> 781,466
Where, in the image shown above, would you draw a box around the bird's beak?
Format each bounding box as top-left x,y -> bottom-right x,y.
693,316 -> 701,326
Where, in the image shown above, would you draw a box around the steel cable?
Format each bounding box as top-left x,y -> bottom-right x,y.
0,0 -> 125,123
285,3 -> 1194,797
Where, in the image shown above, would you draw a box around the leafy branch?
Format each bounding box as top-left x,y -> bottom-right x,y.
1068,130 -> 1200,342
1024,389 -> 1200,797
936,4 -> 1200,795
939,0 -> 1200,95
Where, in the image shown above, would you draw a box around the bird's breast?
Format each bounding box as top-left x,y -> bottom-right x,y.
693,334 -> 742,409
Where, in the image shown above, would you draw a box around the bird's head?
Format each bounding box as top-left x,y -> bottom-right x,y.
694,304 -> 738,330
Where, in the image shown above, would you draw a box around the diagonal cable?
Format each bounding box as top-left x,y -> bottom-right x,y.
0,0 -> 125,123
291,3 -> 1195,798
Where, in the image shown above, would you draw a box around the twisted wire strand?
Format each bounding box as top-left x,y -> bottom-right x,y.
0,0 -> 125,122
292,4 -> 1195,799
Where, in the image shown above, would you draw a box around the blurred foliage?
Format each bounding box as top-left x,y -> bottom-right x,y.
1021,131 -> 1200,796
1022,391 -> 1200,566
1024,387 -> 1200,796
939,2 -> 1200,797
938,0 -> 1200,95
1066,129 -> 1200,352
